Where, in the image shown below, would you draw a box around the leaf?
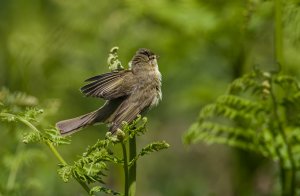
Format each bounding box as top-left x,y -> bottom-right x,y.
0,87 -> 38,107
22,108 -> 44,122
57,165 -> 73,183
107,46 -> 124,71
90,186 -> 123,196
44,128 -> 71,146
129,141 -> 170,166
122,115 -> 148,138
138,141 -> 170,156
184,70 -> 300,169
23,131 -> 42,144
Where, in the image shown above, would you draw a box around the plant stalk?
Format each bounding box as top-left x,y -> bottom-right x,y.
121,142 -> 129,196
269,82 -> 296,196
129,136 -> 136,196
274,0 -> 283,66
6,143 -> 23,190
273,0 -> 295,195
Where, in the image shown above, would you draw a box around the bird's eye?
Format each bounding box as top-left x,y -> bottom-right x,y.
149,55 -> 155,60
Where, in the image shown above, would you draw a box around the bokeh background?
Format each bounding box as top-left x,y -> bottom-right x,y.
1,0 -> 300,195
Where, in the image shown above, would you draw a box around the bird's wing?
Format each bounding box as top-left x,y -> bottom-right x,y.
109,94 -> 154,133
80,70 -> 134,100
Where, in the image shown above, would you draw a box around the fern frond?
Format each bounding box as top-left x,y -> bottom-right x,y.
184,70 -> 300,167
44,128 -> 71,146
57,165 -> 73,183
217,95 -> 264,113
282,92 -> 300,105
61,138 -> 117,186
275,75 -> 300,91
198,101 -> 262,129
90,186 -> 123,196
185,121 -> 275,158
129,141 -> 170,167
282,92 -> 300,126
23,131 -> 42,144
121,115 -> 148,139
107,46 -> 124,71
228,72 -> 261,94
0,112 -> 17,122
22,108 -> 44,122
0,88 -> 38,107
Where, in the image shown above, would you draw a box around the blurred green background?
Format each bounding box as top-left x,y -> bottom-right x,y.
1,0 -> 300,195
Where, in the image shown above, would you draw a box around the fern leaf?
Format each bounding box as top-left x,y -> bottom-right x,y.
23,131 -> 41,144
57,165 -> 73,183
129,141 -> 169,166
90,186 -> 122,196
275,75 -> 300,91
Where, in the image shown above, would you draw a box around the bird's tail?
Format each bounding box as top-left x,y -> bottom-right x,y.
56,98 -> 124,135
56,110 -> 100,135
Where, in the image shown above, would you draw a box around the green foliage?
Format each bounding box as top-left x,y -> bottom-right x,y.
137,141 -> 170,159
89,186 -> 122,196
184,69 -> 300,194
107,46 -> 124,71
56,114 -> 169,195
0,104 -> 70,148
0,88 -> 62,195
129,141 -> 170,167
0,88 -> 38,108
0,86 -> 169,196
22,128 -> 71,146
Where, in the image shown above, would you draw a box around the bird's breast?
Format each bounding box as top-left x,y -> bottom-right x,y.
133,68 -> 162,107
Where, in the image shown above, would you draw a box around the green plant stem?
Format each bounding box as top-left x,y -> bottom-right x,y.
273,0 -> 295,195
75,177 -> 92,194
269,81 -> 296,196
128,136 -> 136,196
6,142 -> 23,190
45,141 -> 67,165
0,112 -> 91,194
274,0 -> 283,66
121,142 -> 129,196
12,115 -> 68,165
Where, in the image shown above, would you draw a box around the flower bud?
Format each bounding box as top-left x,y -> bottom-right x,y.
116,129 -> 125,141
262,80 -> 270,89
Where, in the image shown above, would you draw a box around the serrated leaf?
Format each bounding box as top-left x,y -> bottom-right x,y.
90,186 -> 122,196
57,165 -> 73,183
23,131 -> 42,144
44,128 -> 71,146
130,141 -> 170,166
139,141 -> 170,156
107,46 -> 124,71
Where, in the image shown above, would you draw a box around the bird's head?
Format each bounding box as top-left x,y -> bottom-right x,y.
131,48 -> 159,71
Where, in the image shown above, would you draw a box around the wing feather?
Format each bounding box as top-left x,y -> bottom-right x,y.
109,95 -> 153,132
80,71 -> 134,100
81,74 -> 120,92
84,71 -> 119,82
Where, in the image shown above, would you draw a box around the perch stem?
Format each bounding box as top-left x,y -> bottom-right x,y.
129,135 -> 136,196
121,142 -> 129,196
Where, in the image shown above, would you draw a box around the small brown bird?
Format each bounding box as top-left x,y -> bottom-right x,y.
56,48 -> 162,135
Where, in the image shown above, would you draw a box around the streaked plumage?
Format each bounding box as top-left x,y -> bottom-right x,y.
56,48 -> 161,135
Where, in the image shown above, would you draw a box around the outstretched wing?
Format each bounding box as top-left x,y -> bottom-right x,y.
80,70 -> 134,100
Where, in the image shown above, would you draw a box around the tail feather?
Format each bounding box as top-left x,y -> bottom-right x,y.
56,97 -> 125,135
56,111 -> 98,135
